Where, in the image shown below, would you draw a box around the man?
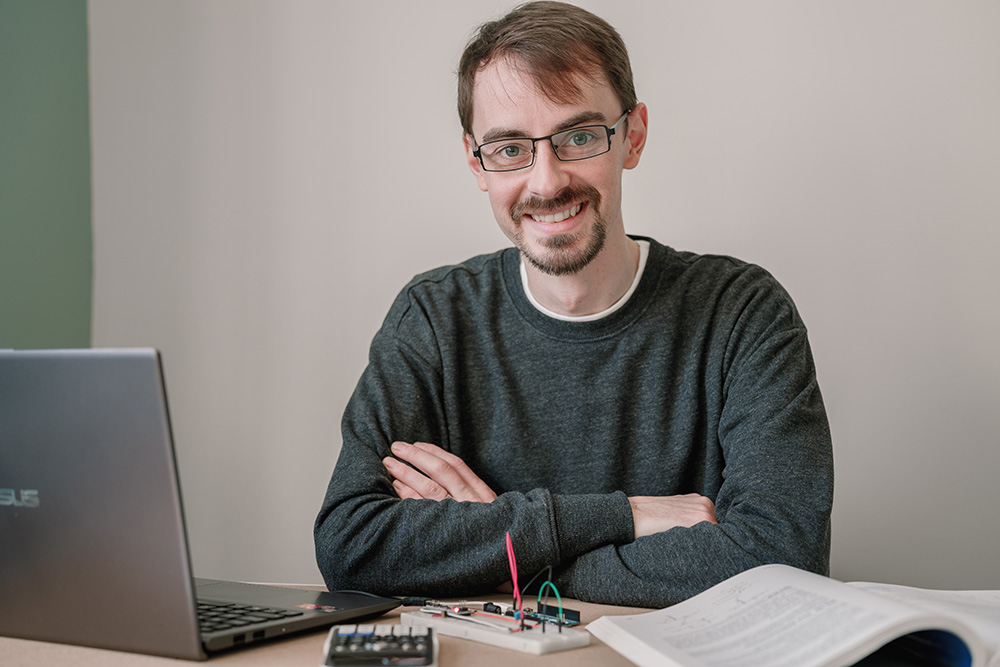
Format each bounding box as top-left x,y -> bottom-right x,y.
315,1 -> 833,608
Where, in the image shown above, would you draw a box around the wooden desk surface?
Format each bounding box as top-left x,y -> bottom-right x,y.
1,592 -> 650,666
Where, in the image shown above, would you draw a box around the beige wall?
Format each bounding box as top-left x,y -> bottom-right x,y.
90,0 -> 1000,587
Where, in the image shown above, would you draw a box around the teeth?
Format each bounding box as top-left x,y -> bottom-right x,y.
530,203 -> 581,223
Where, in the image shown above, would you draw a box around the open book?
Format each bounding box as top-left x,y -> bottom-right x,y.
587,564 -> 1000,667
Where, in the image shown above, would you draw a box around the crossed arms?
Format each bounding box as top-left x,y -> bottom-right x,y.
313,320 -> 833,607
384,440 -> 718,538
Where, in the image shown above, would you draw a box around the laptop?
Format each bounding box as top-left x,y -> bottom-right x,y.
0,348 -> 399,659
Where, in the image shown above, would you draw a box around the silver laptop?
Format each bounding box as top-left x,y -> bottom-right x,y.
0,348 -> 398,659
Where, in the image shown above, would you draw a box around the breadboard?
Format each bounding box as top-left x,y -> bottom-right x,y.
400,611 -> 589,655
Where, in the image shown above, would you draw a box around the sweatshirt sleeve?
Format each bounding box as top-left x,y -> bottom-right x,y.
313,287 -> 634,597
550,274 -> 834,608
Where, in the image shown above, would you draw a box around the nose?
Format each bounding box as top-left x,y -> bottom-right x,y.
526,139 -> 571,199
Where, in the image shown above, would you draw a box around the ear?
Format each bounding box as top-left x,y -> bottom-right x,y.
463,134 -> 489,192
622,103 -> 648,170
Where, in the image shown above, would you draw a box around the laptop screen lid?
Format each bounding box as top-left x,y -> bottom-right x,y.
0,348 -> 398,659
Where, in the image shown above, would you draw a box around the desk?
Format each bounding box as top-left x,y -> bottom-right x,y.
1,592 -> 649,666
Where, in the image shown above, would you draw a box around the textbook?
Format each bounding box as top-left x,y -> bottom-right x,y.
587,564 -> 1000,667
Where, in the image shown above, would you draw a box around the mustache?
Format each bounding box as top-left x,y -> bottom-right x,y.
509,185 -> 601,220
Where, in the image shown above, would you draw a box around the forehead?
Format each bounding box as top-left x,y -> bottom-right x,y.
469,57 -> 620,138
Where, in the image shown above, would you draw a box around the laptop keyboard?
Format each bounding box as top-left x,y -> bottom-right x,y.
197,600 -> 305,634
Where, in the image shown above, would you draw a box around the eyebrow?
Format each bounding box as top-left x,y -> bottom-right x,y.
480,111 -> 610,144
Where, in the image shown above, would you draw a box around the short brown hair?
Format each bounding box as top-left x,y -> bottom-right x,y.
457,1 -> 637,136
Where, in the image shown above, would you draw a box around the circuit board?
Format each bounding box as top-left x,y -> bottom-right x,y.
400,609 -> 589,655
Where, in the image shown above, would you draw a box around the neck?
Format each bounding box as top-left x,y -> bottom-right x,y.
523,233 -> 639,317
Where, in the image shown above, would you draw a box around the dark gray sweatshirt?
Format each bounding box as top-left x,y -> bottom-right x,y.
315,237 -> 833,608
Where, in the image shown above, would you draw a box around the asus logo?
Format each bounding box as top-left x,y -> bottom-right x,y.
0,488 -> 40,508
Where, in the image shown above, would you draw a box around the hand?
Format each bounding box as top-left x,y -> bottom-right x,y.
629,494 -> 718,539
383,441 -> 498,503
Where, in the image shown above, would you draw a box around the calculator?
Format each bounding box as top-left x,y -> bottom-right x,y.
321,624 -> 438,666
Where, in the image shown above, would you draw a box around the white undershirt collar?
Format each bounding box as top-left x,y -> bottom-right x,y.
520,240 -> 650,322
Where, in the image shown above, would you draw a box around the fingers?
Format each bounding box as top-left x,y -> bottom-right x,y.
409,442 -> 497,502
391,479 -> 426,501
631,493 -> 717,518
383,441 -> 497,503
382,455 -> 449,501
629,493 -> 718,539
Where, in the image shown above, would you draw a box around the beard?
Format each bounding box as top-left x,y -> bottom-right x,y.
508,185 -> 607,276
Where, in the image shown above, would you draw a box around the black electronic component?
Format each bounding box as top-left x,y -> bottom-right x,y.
322,624 -> 437,666
499,605 -> 581,627
537,603 -> 581,625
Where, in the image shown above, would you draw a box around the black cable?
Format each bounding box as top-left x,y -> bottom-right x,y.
333,589 -> 394,598
519,565 -> 554,596
398,596 -> 434,607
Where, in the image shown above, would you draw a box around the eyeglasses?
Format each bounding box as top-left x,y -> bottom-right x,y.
472,110 -> 631,173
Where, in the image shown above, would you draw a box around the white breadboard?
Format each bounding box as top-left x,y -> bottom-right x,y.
400,610 -> 589,655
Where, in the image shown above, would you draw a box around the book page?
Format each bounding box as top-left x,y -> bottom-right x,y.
589,565 -> 980,667
850,582 -> 1000,659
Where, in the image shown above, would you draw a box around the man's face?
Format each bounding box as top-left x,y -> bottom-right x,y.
464,58 -> 643,276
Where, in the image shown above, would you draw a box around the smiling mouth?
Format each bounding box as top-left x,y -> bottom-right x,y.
529,203 -> 582,224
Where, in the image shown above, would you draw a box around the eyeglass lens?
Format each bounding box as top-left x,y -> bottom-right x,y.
479,126 -> 610,171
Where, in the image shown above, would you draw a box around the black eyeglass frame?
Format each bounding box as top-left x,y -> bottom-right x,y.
471,109 -> 632,173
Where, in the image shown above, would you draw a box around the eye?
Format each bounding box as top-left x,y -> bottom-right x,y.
568,131 -> 596,146
482,140 -> 534,168
485,141 -> 528,158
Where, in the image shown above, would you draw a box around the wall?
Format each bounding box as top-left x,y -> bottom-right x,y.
89,0 -> 1000,588
0,0 -> 92,349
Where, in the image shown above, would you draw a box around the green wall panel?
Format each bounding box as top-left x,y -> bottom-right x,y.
0,0 -> 92,348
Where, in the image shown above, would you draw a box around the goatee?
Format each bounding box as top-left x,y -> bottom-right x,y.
509,185 -> 606,276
